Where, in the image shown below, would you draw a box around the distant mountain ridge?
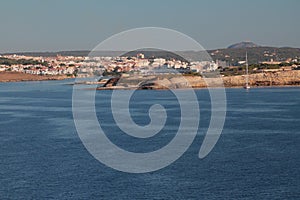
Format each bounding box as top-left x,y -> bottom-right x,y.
208,46 -> 300,65
2,43 -> 300,65
228,41 -> 260,49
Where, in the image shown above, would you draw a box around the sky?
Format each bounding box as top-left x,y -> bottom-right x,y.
0,0 -> 299,53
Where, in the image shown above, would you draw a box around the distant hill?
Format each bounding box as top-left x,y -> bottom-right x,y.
208,46 -> 300,65
228,41 -> 260,49
3,44 -> 300,65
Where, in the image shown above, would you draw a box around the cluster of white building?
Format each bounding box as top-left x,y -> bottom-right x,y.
0,53 -> 220,76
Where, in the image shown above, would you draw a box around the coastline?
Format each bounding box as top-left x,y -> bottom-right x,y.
2,71 -> 300,90
94,84 -> 300,90
0,72 -> 72,83
94,70 -> 300,90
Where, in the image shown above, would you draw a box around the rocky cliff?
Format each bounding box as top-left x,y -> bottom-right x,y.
136,70 -> 300,89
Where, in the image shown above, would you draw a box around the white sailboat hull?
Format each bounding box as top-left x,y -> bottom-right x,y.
244,85 -> 250,89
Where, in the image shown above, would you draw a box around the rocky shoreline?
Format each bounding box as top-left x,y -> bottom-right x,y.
223,70 -> 300,87
94,70 -> 300,90
2,71 -> 300,89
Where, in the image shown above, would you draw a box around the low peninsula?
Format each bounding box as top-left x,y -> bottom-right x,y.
0,72 -> 70,82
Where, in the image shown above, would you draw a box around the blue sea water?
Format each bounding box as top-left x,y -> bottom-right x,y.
0,80 -> 299,199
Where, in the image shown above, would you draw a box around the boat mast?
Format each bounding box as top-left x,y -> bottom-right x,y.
246,51 -> 249,87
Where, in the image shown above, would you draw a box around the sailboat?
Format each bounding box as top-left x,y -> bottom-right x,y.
244,52 -> 250,89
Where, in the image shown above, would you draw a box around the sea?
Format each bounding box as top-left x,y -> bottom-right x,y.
0,79 -> 299,199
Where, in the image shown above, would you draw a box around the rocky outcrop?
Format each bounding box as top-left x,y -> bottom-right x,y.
138,70 -> 300,89
223,70 -> 300,87
97,70 -> 300,90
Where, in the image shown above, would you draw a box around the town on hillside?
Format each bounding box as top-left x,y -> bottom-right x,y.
1,47 -> 300,78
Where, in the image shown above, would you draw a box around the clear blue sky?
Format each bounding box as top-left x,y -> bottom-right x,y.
1,0 -> 299,53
